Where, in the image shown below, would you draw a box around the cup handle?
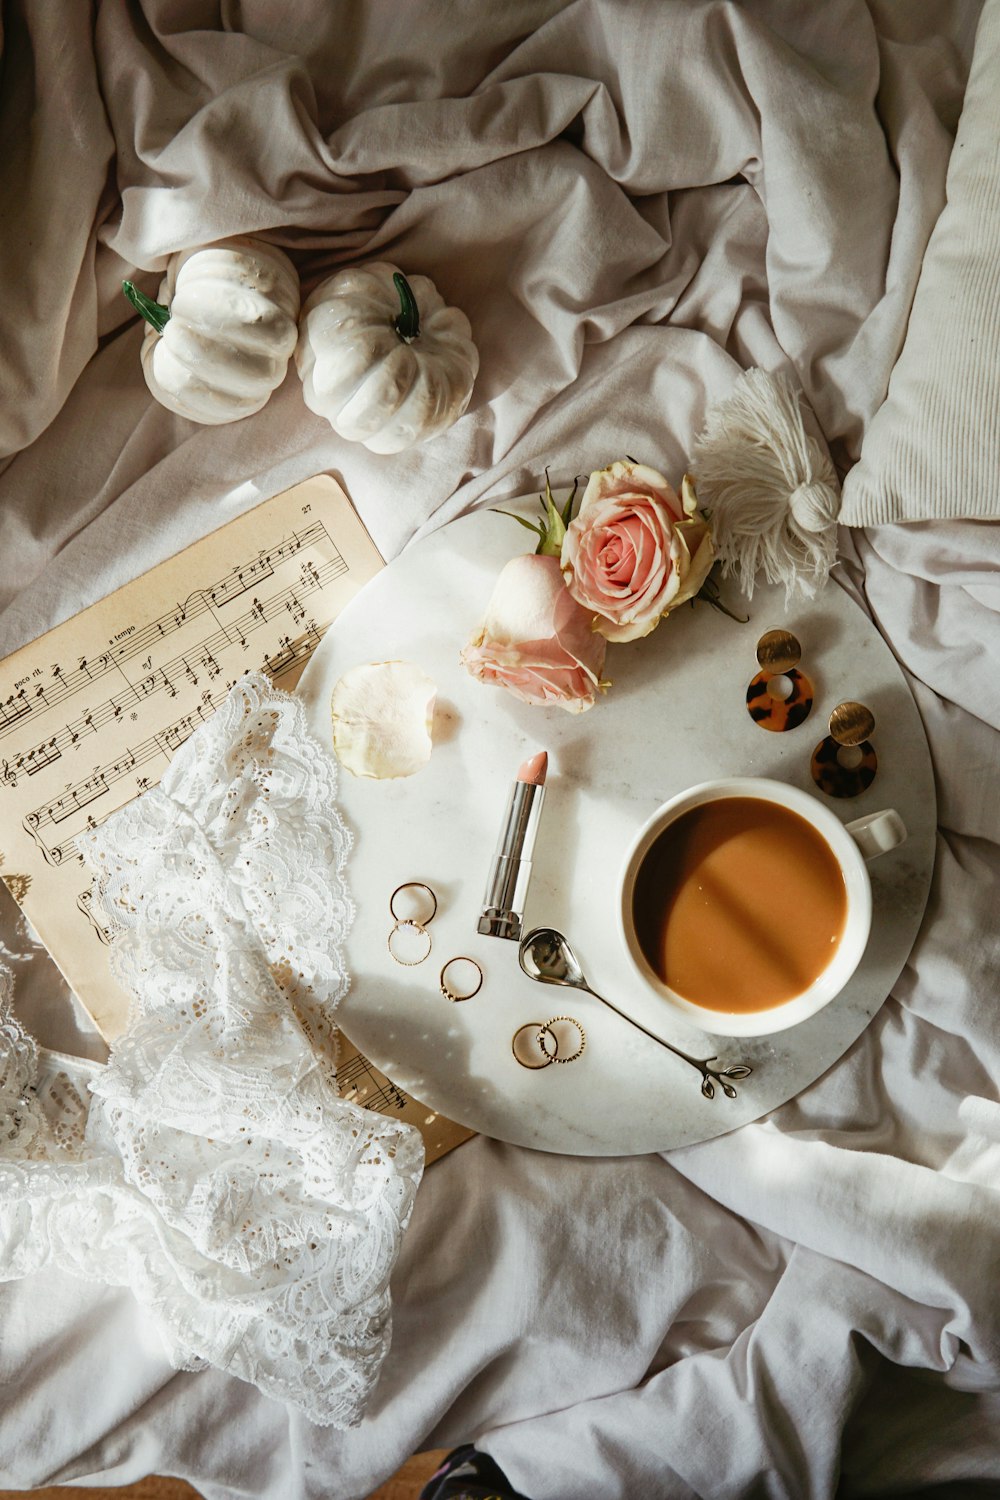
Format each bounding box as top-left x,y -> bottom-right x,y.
845,808 -> 907,861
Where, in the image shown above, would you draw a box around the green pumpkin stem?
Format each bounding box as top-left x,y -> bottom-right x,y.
122,280 -> 171,334
392,272 -> 420,342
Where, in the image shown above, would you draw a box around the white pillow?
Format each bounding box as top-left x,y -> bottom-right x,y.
839,0 -> 1000,526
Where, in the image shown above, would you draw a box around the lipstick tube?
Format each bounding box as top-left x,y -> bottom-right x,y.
477,753 -> 547,941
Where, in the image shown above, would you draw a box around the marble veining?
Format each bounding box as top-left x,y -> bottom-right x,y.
297,505 -> 936,1156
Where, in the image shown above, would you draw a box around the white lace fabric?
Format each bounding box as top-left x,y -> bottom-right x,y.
0,673 -> 424,1428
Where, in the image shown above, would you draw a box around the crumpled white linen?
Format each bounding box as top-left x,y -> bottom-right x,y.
838,0 -> 1000,530
0,673 -> 424,1430
0,0 -> 978,656
0,2 -> 997,1498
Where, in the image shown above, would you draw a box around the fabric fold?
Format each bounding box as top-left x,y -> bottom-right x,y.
0,673 -> 423,1429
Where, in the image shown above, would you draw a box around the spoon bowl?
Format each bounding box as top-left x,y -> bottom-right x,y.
519,928 -> 588,988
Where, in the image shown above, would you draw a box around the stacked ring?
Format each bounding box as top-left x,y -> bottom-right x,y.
387,881 -> 438,966
389,882 -> 438,925
512,1022 -> 558,1069
543,1016 -> 586,1064
388,920 -> 432,966
512,1016 -> 586,1069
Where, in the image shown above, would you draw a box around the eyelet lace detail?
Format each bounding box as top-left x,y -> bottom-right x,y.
0,673 -> 424,1428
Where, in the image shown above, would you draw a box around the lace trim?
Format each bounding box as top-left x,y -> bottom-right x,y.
0,674 -> 424,1428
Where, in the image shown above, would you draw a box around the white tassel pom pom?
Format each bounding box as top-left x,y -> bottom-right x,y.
691,368 -> 841,600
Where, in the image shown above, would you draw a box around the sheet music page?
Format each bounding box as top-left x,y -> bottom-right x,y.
337,1038 -> 476,1160
0,474 -> 471,1164
0,475 -> 377,1038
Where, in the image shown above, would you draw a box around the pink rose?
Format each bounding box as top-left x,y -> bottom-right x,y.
560,461 -> 714,642
461,553 -> 607,713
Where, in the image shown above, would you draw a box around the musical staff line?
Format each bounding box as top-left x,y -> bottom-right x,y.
338,1051 -> 409,1114
17,620 -> 328,866
0,563 -> 342,787
0,526 -> 344,741
17,615 -> 328,864
0,476 -> 383,1049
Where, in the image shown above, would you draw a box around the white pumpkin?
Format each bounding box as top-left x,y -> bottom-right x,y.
295,262 -> 479,454
123,237 -> 300,425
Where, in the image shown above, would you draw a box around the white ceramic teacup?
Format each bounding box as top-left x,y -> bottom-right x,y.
617,777 -> 906,1037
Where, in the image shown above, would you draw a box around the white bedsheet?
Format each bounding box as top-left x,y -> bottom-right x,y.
2,4 -> 998,1497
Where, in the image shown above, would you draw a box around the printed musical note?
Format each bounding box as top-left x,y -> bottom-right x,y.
334,1043 -> 453,1147
0,476 -> 381,1047
200,647 -> 222,680
0,693 -> 31,734
49,771 -> 110,825
338,1051 -> 409,1114
76,888 -> 112,946
25,739 -> 61,776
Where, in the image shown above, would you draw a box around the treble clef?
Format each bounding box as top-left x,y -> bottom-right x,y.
1,758 -> 15,788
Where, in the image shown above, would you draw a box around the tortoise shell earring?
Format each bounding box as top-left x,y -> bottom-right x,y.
746,629 -> 814,732
811,702 -> 878,798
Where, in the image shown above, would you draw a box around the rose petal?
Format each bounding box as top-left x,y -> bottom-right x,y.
562,460 -> 713,641
461,554 -> 607,713
331,660 -> 436,778
581,460 -> 684,523
668,518 -> 715,608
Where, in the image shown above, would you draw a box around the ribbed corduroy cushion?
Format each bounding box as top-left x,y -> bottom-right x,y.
839,0 -> 1000,525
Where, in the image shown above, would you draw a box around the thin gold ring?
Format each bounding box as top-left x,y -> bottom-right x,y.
389,881 -> 438,926
512,1021 -> 558,1069
439,956 -> 484,1003
387,918 -> 432,966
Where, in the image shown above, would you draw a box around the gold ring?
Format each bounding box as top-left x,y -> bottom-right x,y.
389,881 -> 438,926
540,1016 -> 586,1064
439,956 -> 484,1003
512,1021 -> 558,1069
387,918 -> 432,966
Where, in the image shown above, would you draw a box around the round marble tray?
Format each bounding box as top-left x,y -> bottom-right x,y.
297,507 -> 935,1156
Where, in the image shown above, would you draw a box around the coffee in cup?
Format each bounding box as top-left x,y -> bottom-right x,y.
618,778 -> 906,1037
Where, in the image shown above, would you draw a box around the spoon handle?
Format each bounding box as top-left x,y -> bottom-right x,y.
581,983 -> 752,1099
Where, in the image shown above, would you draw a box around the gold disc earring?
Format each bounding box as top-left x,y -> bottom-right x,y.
746,629 -> 814,732
810,701 -> 877,798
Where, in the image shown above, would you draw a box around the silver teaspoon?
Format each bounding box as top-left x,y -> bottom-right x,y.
518,927 -> 753,1100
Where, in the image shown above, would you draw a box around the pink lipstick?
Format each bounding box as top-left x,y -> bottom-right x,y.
477,751 -> 548,940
